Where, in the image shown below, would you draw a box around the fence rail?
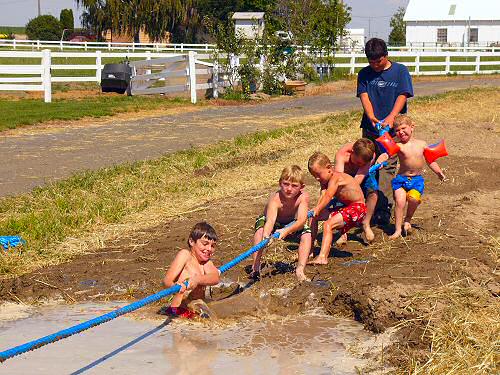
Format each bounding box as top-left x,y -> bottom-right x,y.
1,39 -> 499,53
0,49 -> 499,102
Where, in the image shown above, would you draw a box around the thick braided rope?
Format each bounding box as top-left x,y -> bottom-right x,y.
0,211 -> 313,363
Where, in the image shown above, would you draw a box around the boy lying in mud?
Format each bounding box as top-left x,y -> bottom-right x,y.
162,222 -> 220,318
334,138 -> 384,243
251,165 -> 312,282
308,152 -> 367,265
388,115 -> 446,239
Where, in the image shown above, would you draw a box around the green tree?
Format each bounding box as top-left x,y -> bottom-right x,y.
388,7 -> 406,46
77,0 -> 194,42
25,15 -> 63,41
60,9 -> 74,32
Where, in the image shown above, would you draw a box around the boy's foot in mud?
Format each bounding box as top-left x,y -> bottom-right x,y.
249,270 -> 261,281
308,256 -> 328,265
296,268 -> 311,283
389,230 -> 402,240
362,224 -> 375,243
335,233 -> 348,246
403,222 -> 412,236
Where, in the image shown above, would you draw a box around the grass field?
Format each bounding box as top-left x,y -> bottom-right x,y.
0,95 -> 190,132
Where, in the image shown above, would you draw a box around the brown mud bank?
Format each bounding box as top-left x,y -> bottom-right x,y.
1,118 -> 499,368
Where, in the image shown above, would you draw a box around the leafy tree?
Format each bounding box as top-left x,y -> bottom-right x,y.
388,7 -> 406,46
76,0 -> 194,42
25,15 -> 63,41
60,9 -> 74,32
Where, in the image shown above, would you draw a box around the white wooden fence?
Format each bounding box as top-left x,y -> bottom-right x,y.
129,51 -> 229,104
1,49 -> 499,103
1,38 -> 499,53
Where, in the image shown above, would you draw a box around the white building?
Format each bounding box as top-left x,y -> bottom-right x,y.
404,0 -> 500,47
340,28 -> 365,51
232,12 -> 265,39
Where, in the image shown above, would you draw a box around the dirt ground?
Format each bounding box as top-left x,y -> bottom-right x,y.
1,104 -> 498,368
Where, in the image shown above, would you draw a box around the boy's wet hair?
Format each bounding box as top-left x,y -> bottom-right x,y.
353,138 -> 376,163
365,38 -> 388,60
394,114 -> 414,129
279,165 -> 304,185
308,151 -> 331,171
188,222 -> 218,246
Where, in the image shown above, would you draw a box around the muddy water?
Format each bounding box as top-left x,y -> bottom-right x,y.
0,302 -> 374,374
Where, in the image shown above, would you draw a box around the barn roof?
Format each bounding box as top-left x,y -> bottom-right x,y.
403,0 -> 500,21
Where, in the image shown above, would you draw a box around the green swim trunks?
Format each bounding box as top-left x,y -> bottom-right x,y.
254,215 -> 311,237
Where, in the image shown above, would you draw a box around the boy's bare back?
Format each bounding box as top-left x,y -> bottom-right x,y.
328,172 -> 365,205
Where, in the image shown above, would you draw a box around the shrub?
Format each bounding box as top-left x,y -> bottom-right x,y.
26,15 -> 63,41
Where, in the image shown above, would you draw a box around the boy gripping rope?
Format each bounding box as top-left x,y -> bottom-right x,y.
335,138 -> 385,242
163,222 -> 221,318
308,152 -> 367,265
251,165 -> 312,282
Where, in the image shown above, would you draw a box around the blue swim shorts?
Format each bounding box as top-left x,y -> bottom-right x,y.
391,175 -> 425,201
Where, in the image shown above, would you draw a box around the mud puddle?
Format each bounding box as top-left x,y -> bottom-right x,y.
0,302 -> 377,374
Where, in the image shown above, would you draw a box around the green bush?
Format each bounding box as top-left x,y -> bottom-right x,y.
26,15 -> 63,41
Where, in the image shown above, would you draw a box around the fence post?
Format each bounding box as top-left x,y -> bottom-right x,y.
475,54 -> 481,74
13,39 -> 16,49
414,53 -> 420,75
146,50 -> 151,75
188,50 -> 197,104
213,60 -> 219,99
444,54 -> 450,74
95,50 -> 102,82
108,42 -> 111,51
42,49 -> 52,103
37,40 -> 40,50
349,53 -> 356,75
60,40 -> 63,51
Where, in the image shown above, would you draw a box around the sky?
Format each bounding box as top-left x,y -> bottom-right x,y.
0,0 -> 410,41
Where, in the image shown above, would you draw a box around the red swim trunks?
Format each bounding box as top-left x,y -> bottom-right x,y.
164,306 -> 197,319
329,202 -> 367,234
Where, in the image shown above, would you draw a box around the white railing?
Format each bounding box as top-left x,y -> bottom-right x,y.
1,49 -> 499,102
129,51 -> 230,103
323,51 -> 500,76
0,39 -> 216,53
1,39 -> 499,53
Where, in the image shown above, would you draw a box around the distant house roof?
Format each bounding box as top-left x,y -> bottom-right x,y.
232,12 -> 265,20
404,0 -> 500,22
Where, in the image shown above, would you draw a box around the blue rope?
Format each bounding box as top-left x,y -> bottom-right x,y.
0,211 -> 313,363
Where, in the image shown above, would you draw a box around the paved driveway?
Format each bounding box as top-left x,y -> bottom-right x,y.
1,77 -> 499,196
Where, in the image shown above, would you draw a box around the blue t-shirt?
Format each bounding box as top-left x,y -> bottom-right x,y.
356,61 -> 414,135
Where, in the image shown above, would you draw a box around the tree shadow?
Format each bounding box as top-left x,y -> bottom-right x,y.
70,319 -> 171,375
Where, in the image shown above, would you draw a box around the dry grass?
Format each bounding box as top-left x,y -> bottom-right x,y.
0,88 -> 498,278
397,279 -> 500,375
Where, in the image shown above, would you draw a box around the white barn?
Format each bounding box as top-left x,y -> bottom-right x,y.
232,12 -> 265,39
404,0 -> 500,47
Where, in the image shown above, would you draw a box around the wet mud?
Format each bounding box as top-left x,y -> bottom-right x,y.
0,115 -> 499,370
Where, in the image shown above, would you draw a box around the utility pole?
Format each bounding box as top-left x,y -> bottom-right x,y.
368,18 -> 371,39
38,0 -> 41,16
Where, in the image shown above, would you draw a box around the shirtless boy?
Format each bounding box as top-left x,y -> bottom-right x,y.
252,165 -> 312,282
389,115 -> 446,239
163,222 -> 221,318
308,152 -> 367,265
335,138 -> 383,242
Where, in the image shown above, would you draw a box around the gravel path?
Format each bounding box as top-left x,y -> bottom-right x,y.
1,76 -> 498,197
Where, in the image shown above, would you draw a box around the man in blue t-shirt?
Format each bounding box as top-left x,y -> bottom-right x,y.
356,38 -> 414,225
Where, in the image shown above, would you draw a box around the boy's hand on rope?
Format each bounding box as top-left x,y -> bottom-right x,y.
275,228 -> 288,240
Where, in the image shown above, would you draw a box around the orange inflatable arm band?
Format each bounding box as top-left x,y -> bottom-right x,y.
423,140 -> 448,164
376,133 -> 400,157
